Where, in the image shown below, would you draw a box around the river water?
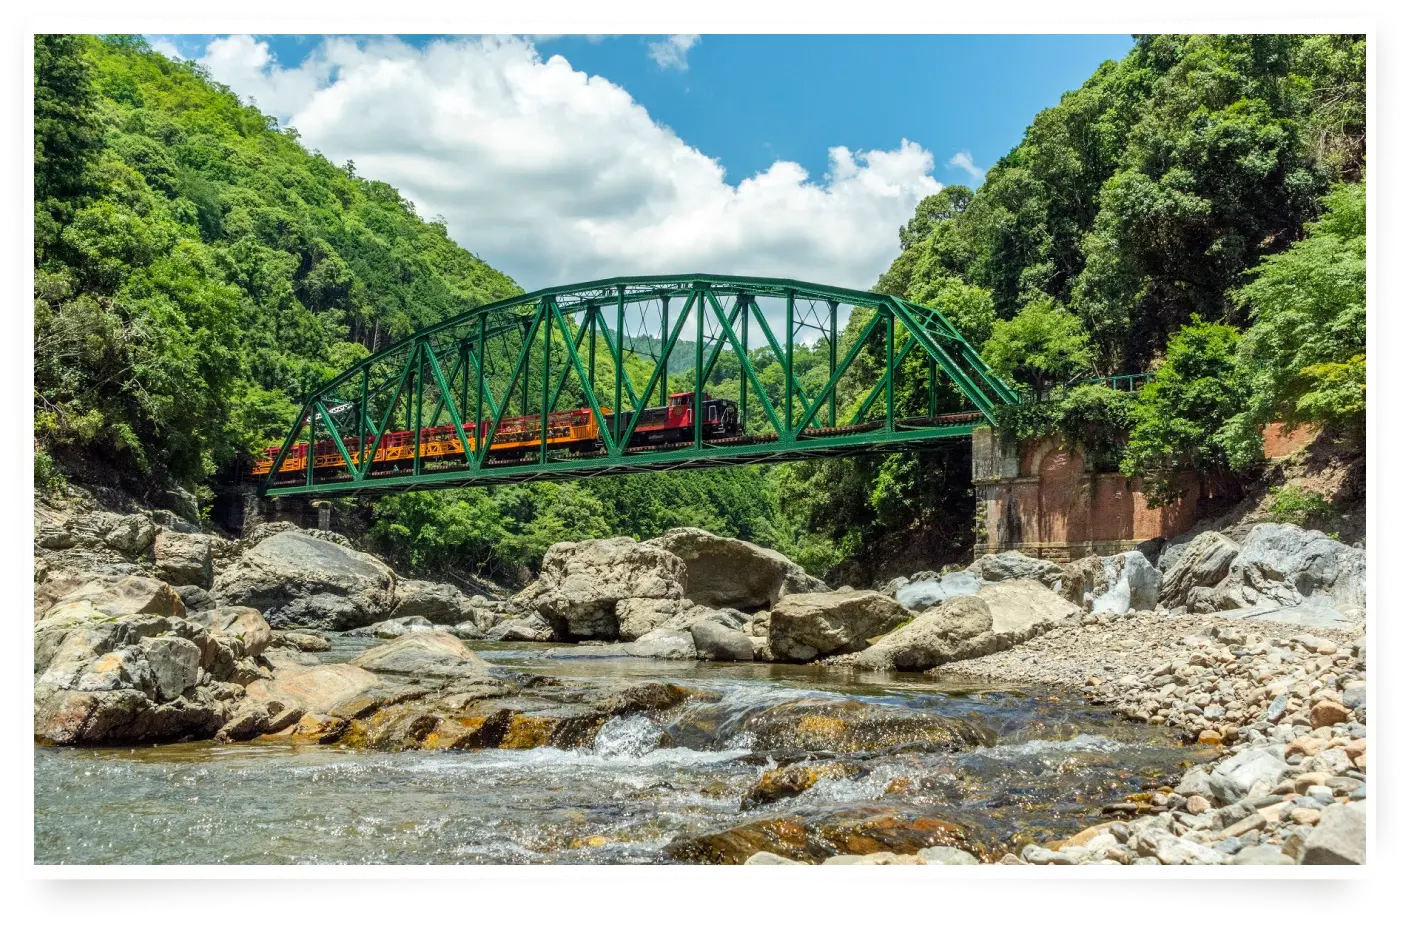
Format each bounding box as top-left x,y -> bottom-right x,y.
34,640 -> 1201,865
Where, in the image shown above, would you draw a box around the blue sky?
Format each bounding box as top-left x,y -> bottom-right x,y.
150,33 -> 1132,291
157,33 -> 1131,186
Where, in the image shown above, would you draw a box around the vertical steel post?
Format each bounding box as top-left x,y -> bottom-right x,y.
359,367 -> 368,463
928,355 -> 938,419
521,319 -> 530,417
475,315 -> 486,455
587,304 -> 597,393
885,311 -> 895,431
694,286 -> 704,449
615,287 -> 625,443
459,340 -> 469,433
660,294 -> 670,407
828,300 -> 837,428
784,290 -> 794,436
412,341 -> 423,474
541,300 -> 551,463
739,295 -> 749,433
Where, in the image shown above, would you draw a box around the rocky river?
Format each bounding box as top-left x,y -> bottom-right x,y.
33,491 -> 1369,865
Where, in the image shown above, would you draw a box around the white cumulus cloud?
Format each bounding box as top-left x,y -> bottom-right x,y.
647,34 -> 700,70
196,35 -> 941,291
947,150 -> 986,183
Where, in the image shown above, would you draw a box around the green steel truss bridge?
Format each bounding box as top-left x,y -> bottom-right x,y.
258,274 -> 1019,498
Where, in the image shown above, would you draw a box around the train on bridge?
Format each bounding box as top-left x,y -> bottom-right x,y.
252,392 -> 741,477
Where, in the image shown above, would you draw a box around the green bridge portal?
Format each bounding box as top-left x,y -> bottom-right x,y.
256,274 -> 1018,498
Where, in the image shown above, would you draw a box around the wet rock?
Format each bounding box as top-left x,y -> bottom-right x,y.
623,628 -> 697,660
346,615 -> 437,639
741,761 -> 862,809
665,808 -> 975,865
646,527 -> 827,611
484,611 -> 556,642
689,620 -> 755,661
514,536 -> 686,641
212,531 -> 396,630
1159,532 -> 1240,608
1300,801 -> 1366,864
966,550 -> 1064,589
743,851 -> 805,865
153,530 -> 214,589
47,575 -> 186,620
741,698 -> 995,753
272,630 -> 331,653
350,631 -> 494,679
767,590 -> 911,662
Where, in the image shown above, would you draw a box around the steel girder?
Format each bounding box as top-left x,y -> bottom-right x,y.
258,274 -> 1017,498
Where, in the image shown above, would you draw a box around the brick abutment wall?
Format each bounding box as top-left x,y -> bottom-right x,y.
970,424 -> 1316,562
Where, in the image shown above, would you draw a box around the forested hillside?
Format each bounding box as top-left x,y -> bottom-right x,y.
34,34 -> 1367,588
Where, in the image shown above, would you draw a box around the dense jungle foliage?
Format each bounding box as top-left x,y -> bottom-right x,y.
34,34 -> 1367,586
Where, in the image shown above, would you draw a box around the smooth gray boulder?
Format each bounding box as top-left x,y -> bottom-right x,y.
689,620 -> 755,661
623,628 -> 697,660
484,612 -> 556,642
345,615 -> 437,638
646,527 -> 828,611
211,531 -> 396,630
893,571 -> 981,610
1299,801 -> 1366,864
1190,524 -> 1364,617
513,536 -> 686,641
1091,551 -> 1161,614
966,550 -> 1064,589
390,579 -> 477,624
767,590 -> 912,662
350,631 -> 494,679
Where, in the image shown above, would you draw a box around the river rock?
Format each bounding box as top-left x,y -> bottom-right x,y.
689,620 -> 755,661
919,846 -> 980,864
848,596 -> 994,671
484,612 -> 556,642
346,615 -> 437,639
645,527 -> 828,610
243,663 -> 381,715
615,596 -> 690,641
1232,844 -> 1295,865
740,698 -> 995,753
974,579 -> 1082,646
743,851 -> 805,865
1061,555 -> 1107,607
186,606 -> 273,660
665,807 -> 976,864
1090,551 -> 1161,614
767,590 -> 911,662
741,761 -> 862,809
1299,801 -> 1366,864
623,628 -> 697,660
1159,531 -> 1240,608
893,571 -> 981,610
47,575 -> 187,621
33,606 -> 272,745
514,536 -> 686,641
350,631 -> 494,679
1209,745 -> 1290,805
272,630 -> 331,652
390,579 -> 477,625
101,513 -> 158,557
966,550 -> 1064,589
1190,524 -> 1365,617
153,529 -> 214,589
175,585 -> 217,613
212,531 -> 396,630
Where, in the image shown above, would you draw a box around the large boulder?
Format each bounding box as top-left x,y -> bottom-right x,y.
767,590 -> 912,663
1208,745 -> 1290,805
689,620 -> 755,662
848,596 -> 994,671
350,631 -> 493,679
185,606 -> 273,660
211,531 -> 396,630
390,579 -> 477,625
623,628 -> 697,660
243,663 -> 380,716
973,579 -> 1082,645
1158,531 -> 1240,608
646,527 -> 827,611
345,615 -> 437,639
893,572 -> 981,611
46,575 -> 186,621
153,529 -> 214,589
966,550 -> 1064,589
1090,551 -> 1161,614
513,536 -> 686,641
33,606 -> 272,746
1189,524 -> 1365,616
